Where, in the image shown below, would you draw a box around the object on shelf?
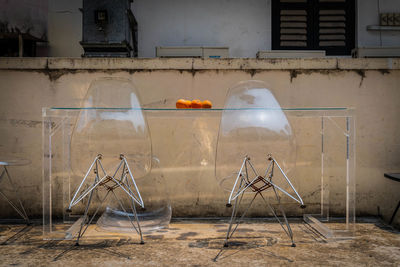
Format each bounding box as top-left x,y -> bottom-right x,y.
381,13 -> 389,26
380,13 -> 400,26
175,99 -> 213,109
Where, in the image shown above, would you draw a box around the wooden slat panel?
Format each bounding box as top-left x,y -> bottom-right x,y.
281,16 -> 307,21
281,34 -> 307,40
281,22 -> 307,28
319,28 -> 345,34
281,10 -> 307,15
281,28 -> 307,34
319,34 -> 345,40
319,16 -> 346,21
280,0 -> 307,2
319,10 -> 345,15
319,41 -> 346,46
279,2 -> 307,48
320,22 -> 346,27
318,5 -> 346,48
280,41 -> 307,46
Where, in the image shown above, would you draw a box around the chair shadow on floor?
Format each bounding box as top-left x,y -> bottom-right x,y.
211,236 -> 295,263
19,238 -> 140,262
211,221 -> 326,262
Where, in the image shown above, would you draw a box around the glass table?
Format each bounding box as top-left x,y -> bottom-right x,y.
43,107 -> 355,241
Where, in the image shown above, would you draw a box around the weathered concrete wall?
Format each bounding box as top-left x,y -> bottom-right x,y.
3,0 -> 400,58
0,58 -> 399,226
6,0 -> 397,57
132,0 -> 271,58
0,0 -> 47,39
47,0 -> 83,57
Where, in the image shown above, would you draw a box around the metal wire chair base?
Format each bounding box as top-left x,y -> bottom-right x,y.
223,154 -> 305,248
67,154 -> 144,245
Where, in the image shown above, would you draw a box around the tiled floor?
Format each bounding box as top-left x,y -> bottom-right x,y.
0,218 -> 399,266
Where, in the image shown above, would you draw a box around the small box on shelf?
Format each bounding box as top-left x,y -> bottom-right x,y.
380,13 -> 400,26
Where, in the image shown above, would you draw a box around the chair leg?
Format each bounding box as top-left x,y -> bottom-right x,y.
260,190 -> 295,247
0,167 -> 30,223
75,186 -> 95,245
111,190 -> 144,244
389,200 -> 400,225
224,192 -> 257,247
224,195 -> 240,247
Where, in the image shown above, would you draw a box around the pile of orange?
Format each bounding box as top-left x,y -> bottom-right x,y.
176,99 -> 212,109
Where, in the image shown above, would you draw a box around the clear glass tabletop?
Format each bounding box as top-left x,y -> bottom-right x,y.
0,159 -> 31,166
48,107 -> 350,111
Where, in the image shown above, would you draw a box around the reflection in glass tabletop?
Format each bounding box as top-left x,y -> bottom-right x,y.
0,159 -> 31,166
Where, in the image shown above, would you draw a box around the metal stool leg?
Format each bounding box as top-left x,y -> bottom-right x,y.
389,200 -> 400,225
0,167 -> 29,223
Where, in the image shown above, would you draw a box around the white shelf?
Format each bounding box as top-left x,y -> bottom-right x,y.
366,25 -> 400,31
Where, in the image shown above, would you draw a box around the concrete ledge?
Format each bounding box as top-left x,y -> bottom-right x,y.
337,58 -> 399,70
0,57 -> 399,70
192,58 -> 338,70
47,57 -> 193,70
0,58 -> 48,69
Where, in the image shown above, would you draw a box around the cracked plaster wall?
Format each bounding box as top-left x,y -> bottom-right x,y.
0,58 -> 398,228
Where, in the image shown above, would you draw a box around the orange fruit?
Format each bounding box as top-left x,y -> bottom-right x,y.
202,100 -> 212,109
183,100 -> 192,108
176,99 -> 192,108
176,99 -> 187,108
191,99 -> 202,108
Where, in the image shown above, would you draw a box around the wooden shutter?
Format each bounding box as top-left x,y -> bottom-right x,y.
272,0 -> 355,55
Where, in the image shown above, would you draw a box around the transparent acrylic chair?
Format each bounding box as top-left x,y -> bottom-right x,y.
67,77 -> 170,245
215,80 -> 305,248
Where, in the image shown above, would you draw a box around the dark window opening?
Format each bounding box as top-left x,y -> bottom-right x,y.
272,0 -> 355,55
0,33 -> 44,57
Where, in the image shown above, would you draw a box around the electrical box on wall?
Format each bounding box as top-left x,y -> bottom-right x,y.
80,0 -> 138,57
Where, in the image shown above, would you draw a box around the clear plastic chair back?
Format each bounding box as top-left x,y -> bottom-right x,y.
215,80 -> 296,191
71,77 -> 152,179
67,77 -> 171,234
